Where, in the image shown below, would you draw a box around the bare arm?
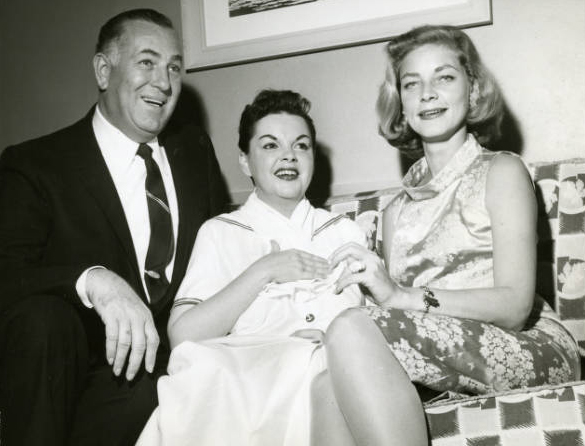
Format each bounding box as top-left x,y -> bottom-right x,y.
168,242 -> 329,348
332,155 -> 537,330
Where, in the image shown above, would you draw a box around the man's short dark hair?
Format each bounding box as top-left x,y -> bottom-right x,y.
95,9 -> 174,54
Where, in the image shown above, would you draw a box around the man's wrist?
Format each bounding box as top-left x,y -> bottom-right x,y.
76,266 -> 106,308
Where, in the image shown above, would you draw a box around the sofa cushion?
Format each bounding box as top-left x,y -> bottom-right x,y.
424,381 -> 585,445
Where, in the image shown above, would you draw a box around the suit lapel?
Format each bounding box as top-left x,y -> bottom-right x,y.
162,128 -> 209,290
69,111 -> 142,288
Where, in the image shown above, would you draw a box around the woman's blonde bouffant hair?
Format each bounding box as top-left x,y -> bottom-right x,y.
377,25 -> 504,157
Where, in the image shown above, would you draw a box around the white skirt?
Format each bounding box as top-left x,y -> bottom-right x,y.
137,335 -> 326,446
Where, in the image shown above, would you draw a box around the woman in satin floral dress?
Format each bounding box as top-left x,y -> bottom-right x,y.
319,25 -> 581,446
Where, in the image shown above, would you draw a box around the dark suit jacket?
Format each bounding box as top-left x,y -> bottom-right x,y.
0,108 -> 228,359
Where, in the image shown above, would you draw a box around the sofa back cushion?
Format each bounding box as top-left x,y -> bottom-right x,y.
323,158 -> 585,357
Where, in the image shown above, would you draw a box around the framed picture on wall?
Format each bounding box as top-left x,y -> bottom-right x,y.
180,0 -> 492,72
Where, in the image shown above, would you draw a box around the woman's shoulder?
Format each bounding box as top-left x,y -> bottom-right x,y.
199,209 -> 254,235
485,150 -> 532,186
478,147 -> 527,171
313,207 -> 366,243
313,207 -> 353,231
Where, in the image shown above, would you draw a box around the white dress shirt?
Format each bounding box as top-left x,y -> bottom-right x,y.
76,106 -> 179,306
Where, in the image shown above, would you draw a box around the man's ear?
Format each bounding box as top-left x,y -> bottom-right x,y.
93,53 -> 112,91
238,151 -> 252,177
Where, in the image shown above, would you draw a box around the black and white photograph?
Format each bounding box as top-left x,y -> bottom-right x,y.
1,0 -> 584,444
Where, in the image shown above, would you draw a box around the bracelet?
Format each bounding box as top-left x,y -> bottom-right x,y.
421,286 -> 439,313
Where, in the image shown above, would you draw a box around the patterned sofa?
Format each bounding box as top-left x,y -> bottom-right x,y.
324,158 -> 585,445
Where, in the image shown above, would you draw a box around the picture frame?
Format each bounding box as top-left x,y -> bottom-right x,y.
180,0 -> 492,72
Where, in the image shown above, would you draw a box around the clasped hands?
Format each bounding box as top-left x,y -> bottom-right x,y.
260,240 -> 400,307
86,269 -> 159,381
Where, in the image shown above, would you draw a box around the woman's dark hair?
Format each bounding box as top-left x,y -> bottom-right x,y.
96,9 -> 174,54
238,89 -> 316,153
377,25 -> 504,157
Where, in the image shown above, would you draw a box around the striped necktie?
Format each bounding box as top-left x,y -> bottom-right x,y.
136,143 -> 174,304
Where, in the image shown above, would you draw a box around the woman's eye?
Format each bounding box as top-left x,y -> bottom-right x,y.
402,81 -> 418,90
139,59 -> 154,68
296,142 -> 311,151
437,75 -> 455,83
262,143 -> 277,150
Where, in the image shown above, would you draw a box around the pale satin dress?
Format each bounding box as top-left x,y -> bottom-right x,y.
137,192 -> 366,446
362,135 -> 581,396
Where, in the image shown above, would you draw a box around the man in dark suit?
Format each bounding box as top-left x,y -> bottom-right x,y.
0,9 -> 227,445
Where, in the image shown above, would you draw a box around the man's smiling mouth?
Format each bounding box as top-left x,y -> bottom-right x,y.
143,97 -> 166,107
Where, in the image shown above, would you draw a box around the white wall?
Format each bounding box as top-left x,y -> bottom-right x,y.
185,0 -> 585,202
2,0 -> 584,203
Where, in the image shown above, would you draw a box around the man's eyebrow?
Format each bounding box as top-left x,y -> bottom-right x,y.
138,48 -> 161,58
138,49 -> 183,63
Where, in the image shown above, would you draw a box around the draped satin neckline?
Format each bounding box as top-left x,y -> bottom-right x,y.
401,134 -> 482,201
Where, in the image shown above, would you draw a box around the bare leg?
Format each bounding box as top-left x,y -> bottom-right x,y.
325,309 -> 428,446
310,370 -> 356,446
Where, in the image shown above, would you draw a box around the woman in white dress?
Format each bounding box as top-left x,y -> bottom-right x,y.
137,89 -> 367,445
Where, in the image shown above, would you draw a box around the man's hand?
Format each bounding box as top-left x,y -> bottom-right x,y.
86,269 -> 159,380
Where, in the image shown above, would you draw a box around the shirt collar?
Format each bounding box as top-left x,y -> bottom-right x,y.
92,105 -> 169,177
246,190 -> 312,229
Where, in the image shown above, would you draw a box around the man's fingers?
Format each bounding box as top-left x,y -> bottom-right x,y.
112,320 -> 131,376
125,319 -> 147,381
104,317 -> 119,366
144,320 -> 160,374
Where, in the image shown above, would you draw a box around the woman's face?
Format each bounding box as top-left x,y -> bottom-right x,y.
399,43 -> 472,146
239,112 -> 314,216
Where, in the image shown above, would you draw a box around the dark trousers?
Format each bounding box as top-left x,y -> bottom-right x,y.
0,295 -> 161,446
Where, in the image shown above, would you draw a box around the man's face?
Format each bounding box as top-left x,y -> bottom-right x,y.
95,20 -> 183,142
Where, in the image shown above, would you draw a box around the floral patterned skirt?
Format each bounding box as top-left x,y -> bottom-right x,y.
360,306 -> 581,396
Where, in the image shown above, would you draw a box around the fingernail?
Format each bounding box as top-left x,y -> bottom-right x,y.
126,373 -> 134,381
107,357 -> 113,365
114,367 -> 121,376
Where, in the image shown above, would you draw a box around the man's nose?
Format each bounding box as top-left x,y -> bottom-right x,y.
152,67 -> 171,93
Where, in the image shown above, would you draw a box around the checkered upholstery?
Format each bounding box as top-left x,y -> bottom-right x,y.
425,381 -> 585,445
323,158 -> 585,444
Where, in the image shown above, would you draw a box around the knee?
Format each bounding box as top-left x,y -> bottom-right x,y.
325,308 -> 372,350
